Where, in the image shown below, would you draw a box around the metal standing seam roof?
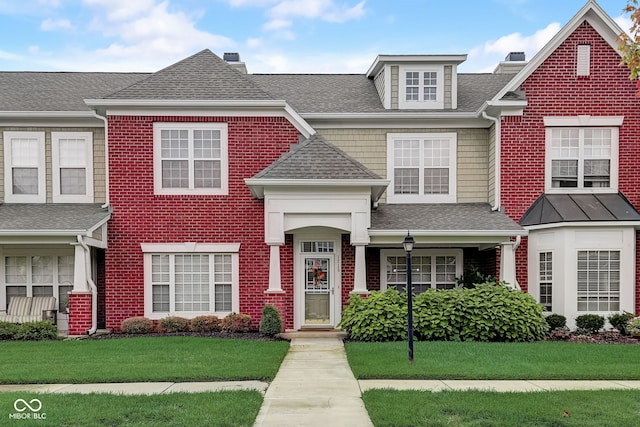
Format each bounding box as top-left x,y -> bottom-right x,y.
371,203 -> 525,233
0,204 -> 111,233
252,134 -> 383,181
519,193 -> 640,226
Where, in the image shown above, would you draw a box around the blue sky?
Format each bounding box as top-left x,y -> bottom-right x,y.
0,0 -> 632,74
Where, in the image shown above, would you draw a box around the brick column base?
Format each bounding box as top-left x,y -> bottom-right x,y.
68,292 -> 92,336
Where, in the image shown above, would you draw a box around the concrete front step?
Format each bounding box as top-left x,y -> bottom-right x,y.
278,330 -> 347,340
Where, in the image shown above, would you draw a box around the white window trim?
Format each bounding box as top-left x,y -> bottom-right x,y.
51,132 -> 94,203
3,131 -> 46,203
387,132 -> 457,203
141,242 -> 240,319
380,249 -> 463,291
153,122 -> 229,196
544,119 -> 620,193
398,65 -> 444,109
536,250 -> 554,312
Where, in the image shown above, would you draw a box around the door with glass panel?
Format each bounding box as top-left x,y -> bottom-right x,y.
300,241 -> 335,327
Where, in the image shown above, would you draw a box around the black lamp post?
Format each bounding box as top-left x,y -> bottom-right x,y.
403,232 -> 415,363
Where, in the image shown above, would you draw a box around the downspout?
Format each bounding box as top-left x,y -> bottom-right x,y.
91,110 -> 110,208
482,111 -> 501,211
77,235 -> 98,335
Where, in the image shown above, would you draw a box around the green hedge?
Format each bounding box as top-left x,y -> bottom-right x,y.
339,284 -> 548,342
0,320 -> 58,341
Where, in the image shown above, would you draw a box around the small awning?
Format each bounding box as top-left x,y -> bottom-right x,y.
0,204 -> 111,237
520,193 -> 640,227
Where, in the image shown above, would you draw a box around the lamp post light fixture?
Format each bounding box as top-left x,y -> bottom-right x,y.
403,232 -> 415,363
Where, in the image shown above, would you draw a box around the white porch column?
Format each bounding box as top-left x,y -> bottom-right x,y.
499,237 -> 521,290
266,244 -> 284,293
351,244 -> 369,295
72,242 -> 89,291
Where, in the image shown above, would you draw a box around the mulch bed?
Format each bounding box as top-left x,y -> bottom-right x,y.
87,331 -> 288,341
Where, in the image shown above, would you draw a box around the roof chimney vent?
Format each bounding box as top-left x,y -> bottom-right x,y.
223,52 -> 240,62
505,52 -> 525,62
223,52 -> 247,74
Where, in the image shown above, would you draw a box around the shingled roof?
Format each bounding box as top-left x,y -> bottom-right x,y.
105,49 -> 275,101
0,204 -> 111,234
0,72 -> 147,112
371,203 -> 525,233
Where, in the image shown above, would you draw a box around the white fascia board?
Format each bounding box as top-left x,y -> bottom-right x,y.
303,112 -> 489,129
88,99 -> 315,138
0,111 -> 103,127
525,221 -> 640,231
491,1 -> 623,103
0,229 -> 93,237
0,110 -> 97,118
366,54 -> 468,77
245,178 -> 390,200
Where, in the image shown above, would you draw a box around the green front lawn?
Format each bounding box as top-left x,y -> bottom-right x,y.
0,336 -> 290,384
363,389 -> 640,427
346,341 -> 640,379
0,391 -> 262,426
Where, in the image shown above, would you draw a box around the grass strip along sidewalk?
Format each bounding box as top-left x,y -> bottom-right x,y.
0,336 -> 289,384
346,340 -> 640,379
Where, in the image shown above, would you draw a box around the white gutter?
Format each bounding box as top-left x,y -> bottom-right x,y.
91,110 -> 110,208
368,229 -> 528,237
0,111 -> 98,118
482,111 -> 501,211
77,235 -> 97,335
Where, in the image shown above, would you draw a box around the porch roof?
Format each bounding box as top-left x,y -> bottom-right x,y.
0,204 -> 111,236
520,193 -> 640,226
370,203 -> 525,234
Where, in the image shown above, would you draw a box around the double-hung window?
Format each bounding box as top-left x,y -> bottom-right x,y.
382,250 -> 462,293
3,131 -> 46,203
52,132 -> 93,203
399,66 -> 444,109
142,243 -> 239,318
539,252 -> 553,312
544,117 -> 621,193
153,123 -> 228,195
577,250 -> 620,312
387,133 -> 456,203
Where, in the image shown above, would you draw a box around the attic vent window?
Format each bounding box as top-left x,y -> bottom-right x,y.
577,44 -> 590,76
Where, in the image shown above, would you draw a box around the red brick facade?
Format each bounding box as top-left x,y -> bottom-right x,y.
500,22 -> 640,312
105,115 -> 299,330
68,292 -> 92,335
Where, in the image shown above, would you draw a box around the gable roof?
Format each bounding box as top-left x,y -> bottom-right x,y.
489,0 -> 623,105
0,72 -> 147,113
246,134 -> 389,200
104,49 -> 275,101
520,193 -> 640,227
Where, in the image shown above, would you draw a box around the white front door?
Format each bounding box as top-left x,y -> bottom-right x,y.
295,237 -> 340,329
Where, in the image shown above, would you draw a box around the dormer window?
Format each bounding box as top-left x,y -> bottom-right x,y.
399,66 -> 444,109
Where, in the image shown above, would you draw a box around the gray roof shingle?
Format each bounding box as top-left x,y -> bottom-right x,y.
250,73 -> 515,114
105,49 -> 275,101
253,134 -> 382,180
371,203 -> 524,232
0,204 -> 111,233
0,72 -> 148,112
520,193 -> 640,226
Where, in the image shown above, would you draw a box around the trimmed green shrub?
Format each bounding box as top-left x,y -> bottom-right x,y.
0,321 -> 20,340
338,289 -> 408,342
575,314 -> 605,334
221,313 -> 252,333
121,316 -> 154,334
608,311 -> 635,335
545,314 -> 567,330
190,315 -> 221,333
414,284 -> 548,342
157,316 -> 191,333
15,321 -> 59,340
259,305 -> 282,337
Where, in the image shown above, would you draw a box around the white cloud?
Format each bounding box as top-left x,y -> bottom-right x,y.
40,18 -> 73,31
263,18 -> 291,30
466,22 -> 560,72
267,0 -> 365,24
614,15 -> 633,36
247,50 -> 374,73
246,37 -> 263,48
82,0 -> 157,21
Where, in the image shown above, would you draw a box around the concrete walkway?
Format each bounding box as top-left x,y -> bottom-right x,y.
253,335 -> 373,427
